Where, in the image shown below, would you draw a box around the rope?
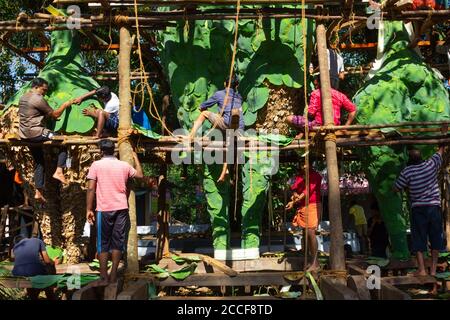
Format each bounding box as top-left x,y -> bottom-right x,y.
131,0 -> 174,137
202,0 -> 241,139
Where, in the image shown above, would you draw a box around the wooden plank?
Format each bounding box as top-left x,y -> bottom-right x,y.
320,276 -> 359,300
347,275 -> 371,300
153,272 -> 298,287
104,278 -> 124,300
159,256 -> 306,273
117,279 -> 149,300
382,275 -> 436,286
0,278 -> 32,288
380,280 -> 411,300
72,282 -> 104,300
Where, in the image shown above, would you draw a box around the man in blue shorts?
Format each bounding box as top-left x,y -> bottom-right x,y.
394,144 -> 446,276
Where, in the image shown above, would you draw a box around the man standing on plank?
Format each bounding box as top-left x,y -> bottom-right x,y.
394,144 -> 446,277
86,139 -> 143,285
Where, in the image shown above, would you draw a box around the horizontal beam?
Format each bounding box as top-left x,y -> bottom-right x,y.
53,0 -> 328,5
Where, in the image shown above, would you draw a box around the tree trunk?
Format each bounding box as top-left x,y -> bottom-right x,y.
118,26 -> 139,273
316,24 -> 345,272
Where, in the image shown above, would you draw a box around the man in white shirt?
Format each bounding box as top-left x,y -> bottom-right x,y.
327,49 -> 345,89
74,86 -> 120,138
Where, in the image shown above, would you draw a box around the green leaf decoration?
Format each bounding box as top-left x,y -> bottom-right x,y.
7,30 -> 101,134
170,263 -> 198,280
246,86 -> 269,112
45,246 -> 63,261
305,271 -> 323,300
353,21 -> 450,260
88,259 -> 112,270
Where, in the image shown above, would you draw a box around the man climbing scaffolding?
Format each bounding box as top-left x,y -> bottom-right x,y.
189,76 -> 244,182
74,85 -> 119,138
286,76 -> 357,134
18,77 -> 73,202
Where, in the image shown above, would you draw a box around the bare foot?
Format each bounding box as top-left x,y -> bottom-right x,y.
294,133 -> 304,140
217,174 -> 226,183
413,270 -> 428,277
52,172 -> 67,185
34,189 -> 46,202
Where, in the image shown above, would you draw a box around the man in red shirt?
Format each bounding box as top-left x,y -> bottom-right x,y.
286,165 -> 322,271
86,139 -> 143,285
287,77 -> 357,131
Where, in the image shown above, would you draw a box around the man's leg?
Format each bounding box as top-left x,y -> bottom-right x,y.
306,228 -> 319,271
30,146 -> 45,201
96,211 -> 112,285
415,251 -> 427,276
189,111 -> 208,138
411,207 -> 428,276
110,209 -> 130,283
52,150 -> 67,184
109,249 -> 122,283
96,111 -> 110,138
429,205 -> 445,276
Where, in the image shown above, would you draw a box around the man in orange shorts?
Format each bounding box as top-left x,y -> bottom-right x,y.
286,165 -> 323,271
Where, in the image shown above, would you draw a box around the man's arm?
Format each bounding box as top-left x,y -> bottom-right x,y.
48,100 -> 74,119
73,89 -> 97,105
40,251 -> 54,265
86,179 -> 96,225
132,152 -> 144,179
345,111 -> 357,125
200,92 -> 219,111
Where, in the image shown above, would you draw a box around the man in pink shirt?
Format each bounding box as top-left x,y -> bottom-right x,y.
86,139 -> 143,285
287,77 -> 357,131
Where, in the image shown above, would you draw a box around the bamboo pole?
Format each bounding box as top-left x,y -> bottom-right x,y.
155,96 -> 170,261
316,24 -> 345,272
118,26 -> 139,274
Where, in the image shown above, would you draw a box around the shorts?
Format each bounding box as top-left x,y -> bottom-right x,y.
105,111 -> 119,132
97,209 -> 130,253
410,205 -> 445,253
202,111 -> 228,130
290,115 -> 319,129
292,202 -> 321,229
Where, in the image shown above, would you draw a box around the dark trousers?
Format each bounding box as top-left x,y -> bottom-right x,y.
26,135 -> 67,189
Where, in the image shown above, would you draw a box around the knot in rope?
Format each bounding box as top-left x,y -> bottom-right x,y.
117,127 -> 131,146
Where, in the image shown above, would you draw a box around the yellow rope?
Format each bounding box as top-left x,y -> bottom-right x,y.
132,0 -> 173,137
202,0 -> 241,139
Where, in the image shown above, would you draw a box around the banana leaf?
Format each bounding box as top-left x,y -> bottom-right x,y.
170,263 -> 198,280
305,271 -> 323,300
46,246 -> 63,261
171,255 -> 201,265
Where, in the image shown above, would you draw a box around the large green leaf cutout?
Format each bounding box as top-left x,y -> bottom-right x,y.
7,30 -> 101,134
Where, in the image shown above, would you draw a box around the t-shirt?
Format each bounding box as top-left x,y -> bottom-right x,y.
394,153 -> 442,207
349,205 -> 367,225
200,88 -> 244,130
87,156 -> 137,211
18,92 -> 53,139
12,238 -> 47,277
308,88 -> 357,125
104,92 -> 120,114
290,169 -> 322,206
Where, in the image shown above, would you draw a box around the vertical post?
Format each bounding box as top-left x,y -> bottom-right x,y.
156,95 -> 170,261
118,26 -> 139,273
316,24 -> 345,271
